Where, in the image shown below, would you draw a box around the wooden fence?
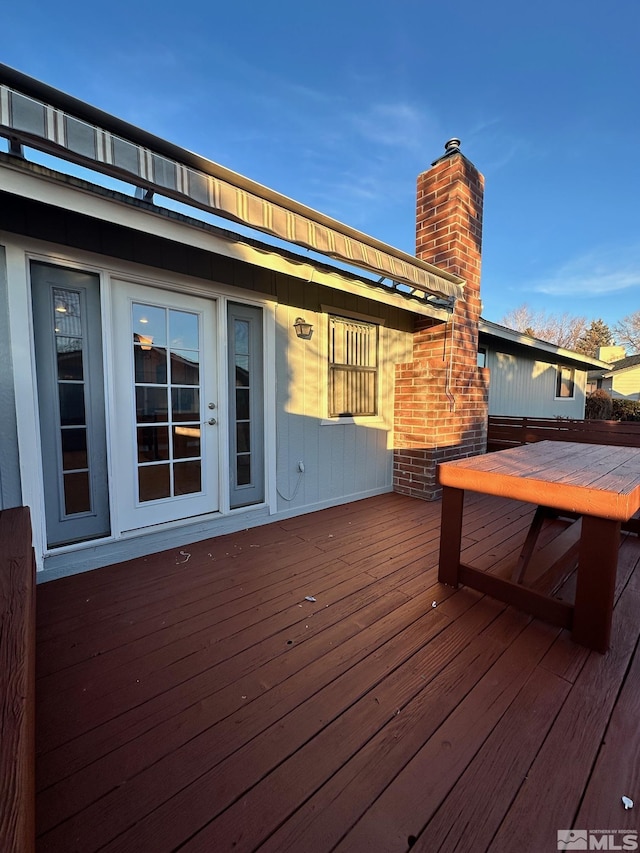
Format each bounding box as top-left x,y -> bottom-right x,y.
487,416 -> 640,453
0,507 -> 35,853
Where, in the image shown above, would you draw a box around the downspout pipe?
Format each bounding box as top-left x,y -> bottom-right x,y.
444,300 -> 458,412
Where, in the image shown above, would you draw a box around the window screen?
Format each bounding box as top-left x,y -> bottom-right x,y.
328,316 -> 378,417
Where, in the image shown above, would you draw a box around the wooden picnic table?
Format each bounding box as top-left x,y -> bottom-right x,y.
437,440 -> 640,652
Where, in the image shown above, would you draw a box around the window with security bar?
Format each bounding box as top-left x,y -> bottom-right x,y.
328,316 -> 378,417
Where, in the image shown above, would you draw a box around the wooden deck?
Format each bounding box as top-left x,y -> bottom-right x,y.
35,492 -> 640,852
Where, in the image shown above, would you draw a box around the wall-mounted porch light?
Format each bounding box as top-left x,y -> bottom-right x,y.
293,317 -> 314,340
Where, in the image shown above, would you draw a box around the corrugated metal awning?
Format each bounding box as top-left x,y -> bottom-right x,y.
0,65 -> 463,302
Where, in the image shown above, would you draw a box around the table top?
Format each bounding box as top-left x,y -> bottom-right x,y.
437,440 -> 640,521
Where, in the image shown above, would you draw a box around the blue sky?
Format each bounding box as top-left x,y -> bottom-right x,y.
3,0 -> 640,329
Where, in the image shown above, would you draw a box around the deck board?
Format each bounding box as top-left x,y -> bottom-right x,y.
411,664 -> 571,853
34,491 -> 640,852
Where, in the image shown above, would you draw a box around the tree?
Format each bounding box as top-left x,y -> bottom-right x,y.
614,310 -> 640,354
501,303 -> 587,350
575,319 -> 615,357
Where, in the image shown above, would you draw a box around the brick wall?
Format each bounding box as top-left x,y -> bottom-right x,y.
393,141 -> 489,500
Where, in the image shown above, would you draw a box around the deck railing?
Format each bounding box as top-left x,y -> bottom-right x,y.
0,507 -> 36,853
487,416 -> 640,453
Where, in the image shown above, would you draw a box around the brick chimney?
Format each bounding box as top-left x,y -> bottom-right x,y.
393,139 -> 489,500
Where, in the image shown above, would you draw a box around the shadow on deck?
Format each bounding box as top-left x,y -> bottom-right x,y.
35,492 -> 640,852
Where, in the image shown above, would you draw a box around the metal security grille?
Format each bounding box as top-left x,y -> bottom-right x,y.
328,316 -> 378,417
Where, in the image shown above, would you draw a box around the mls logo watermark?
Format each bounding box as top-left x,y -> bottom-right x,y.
558,829 -> 639,850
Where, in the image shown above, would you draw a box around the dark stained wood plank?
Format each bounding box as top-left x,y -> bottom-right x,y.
165,602 -> 516,851
439,441 -> 640,521
411,665 -> 571,852
0,507 -> 36,853
37,495 -> 436,646
457,563 -> 574,629
332,618 -> 560,853
487,564 -> 640,851
487,415 -> 640,454
575,630 -> 640,832
32,492 -> 640,853
245,606 -> 532,853
36,585 -> 412,820
36,542 -> 438,755
37,589 -> 481,850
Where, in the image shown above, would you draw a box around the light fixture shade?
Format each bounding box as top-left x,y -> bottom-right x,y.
293,317 -> 314,340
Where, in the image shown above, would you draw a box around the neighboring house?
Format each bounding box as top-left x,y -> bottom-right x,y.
0,67 -> 488,577
588,346 -> 640,400
478,319 -> 610,418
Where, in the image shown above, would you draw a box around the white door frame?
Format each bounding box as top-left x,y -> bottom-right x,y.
111,279 -> 220,531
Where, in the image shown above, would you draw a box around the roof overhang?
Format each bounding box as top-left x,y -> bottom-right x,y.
602,364 -> 640,378
0,64 -> 464,304
478,318 -> 611,370
0,155 -> 453,322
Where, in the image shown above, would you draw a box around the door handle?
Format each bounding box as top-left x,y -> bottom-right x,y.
207,417 -> 217,426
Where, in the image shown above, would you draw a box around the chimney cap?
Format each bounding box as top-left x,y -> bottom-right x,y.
430,138 -> 463,166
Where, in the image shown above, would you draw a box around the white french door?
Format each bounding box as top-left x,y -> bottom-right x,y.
112,281 -> 219,530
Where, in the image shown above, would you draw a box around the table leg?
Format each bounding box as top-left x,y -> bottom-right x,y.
572,515 -> 621,653
512,505 -> 549,584
438,486 -> 464,587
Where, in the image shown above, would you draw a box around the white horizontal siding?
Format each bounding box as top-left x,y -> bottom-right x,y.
611,368 -> 640,400
487,350 -> 587,418
275,304 -> 411,512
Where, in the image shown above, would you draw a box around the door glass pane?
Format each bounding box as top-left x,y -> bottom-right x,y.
174,460 -> 201,495
137,426 -> 169,462
61,428 -> 87,470
133,302 -> 203,503
237,421 -> 250,453
134,346 -> 167,383
237,455 -> 251,486
235,355 -> 249,380
53,289 -> 82,336
235,320 -> 249,355
171,388 -> 199,421
59,384 -> 85,426
170,350 -> 199,385
136,386 -> 168,422
138,465 -> 170,501
133,304 -> 166,346
56,337 -> 83,380
170,310 -> 199,349
236,388 -> 250,420
64,471 -> 90,514
173,425 -> 201,459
